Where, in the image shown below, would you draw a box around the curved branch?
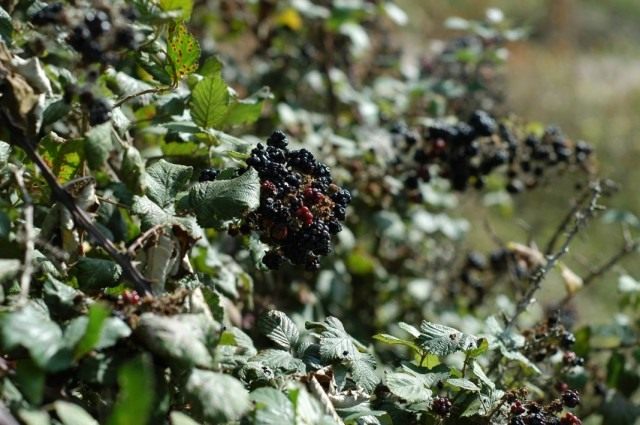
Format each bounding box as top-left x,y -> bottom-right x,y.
5,120 -> 152,296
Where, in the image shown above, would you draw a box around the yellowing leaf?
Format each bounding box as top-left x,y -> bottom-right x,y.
277,8 -> 302,31
159,0 -> 193,20
166,23 -> 200,82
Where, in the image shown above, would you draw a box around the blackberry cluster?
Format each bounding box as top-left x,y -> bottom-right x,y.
78,89 -> 112,126
391,110 -> 594,198
66,8 -> 139,64
522,315 -> 581,365
452,245 -> 538,308
32,3 -> 141,65
508,400 -> 575,425
241,131 -> 350,271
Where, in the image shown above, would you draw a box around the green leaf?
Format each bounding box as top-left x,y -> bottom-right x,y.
85,123 -> 113,171
136,313 -> 219,367
447,378 -> 480,392
42,98 -> 71,127
385,371 -> 432,402
0,6 -> 12,44
159,0 -> 193,20
108,354 -> 155,425
398,322 -> 421,338
251,387 -> 295,425
607,351 -> 625,389
0,259 -> 20,283
373,333 -> 420,353
185,369 -> 250,423
350,354 -> 379,392
190,73 -> 229,129
498,345 -> 541,374
132,195 -> 172,228
169,412 -> 200,425
108,71 -> 154,104
43,275 -> 79,313
18,409 -> 50,425
307,316 -> 358,362
15,359 -> 45,405
258,310 -> 300,350
187,167 -> 260,226
0,302 -> 63,370
199,56 -> 223,77
121,145 -> 145,193
54,401 -> 98,425
465,337 -> 489,358
96,318 -> 131,350
252,349 -> 306,374
0,211 -> 9,239
225,98 -> 263,126
417,322 -> 479,357
0,140 -> 9,165
74,302 -> 111,358
200,286 -> 224,322
166,23 -> 200,82
145,159 -> 193,209
73,258 -> 123,290
471,361 -> 495,390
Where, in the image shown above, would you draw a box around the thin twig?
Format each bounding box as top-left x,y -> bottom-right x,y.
97,196 -> 129,209
7,126 -> 153,296
559,237 -> 638,307
504,181 -> 602,333
127,224 -> 166,256
317,24 -> 337,123
544,187 -> 592,255
112,86 -> 168,109
12,167 -> 34,303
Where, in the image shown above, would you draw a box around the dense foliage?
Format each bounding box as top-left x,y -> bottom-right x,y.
0,1 -> 638,424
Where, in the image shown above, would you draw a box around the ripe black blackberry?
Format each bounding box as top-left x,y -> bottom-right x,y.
84,10 -> 111,37
199,168 -> 219,182
241,131 -> 350,271
469,110 -> 497,136
560,332 -> 576,349
431,396 -> 452,416
510,417 -> 526,425
88,98 -> 111,126
561,390 -> 580,408
525,412 -> 547,425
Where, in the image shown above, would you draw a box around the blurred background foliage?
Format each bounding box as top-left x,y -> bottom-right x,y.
398,0 -> 640,323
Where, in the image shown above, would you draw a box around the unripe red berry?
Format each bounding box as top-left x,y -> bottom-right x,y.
296,206 -> 314,226
510,400 -> 525,415
122,290 -> 141,305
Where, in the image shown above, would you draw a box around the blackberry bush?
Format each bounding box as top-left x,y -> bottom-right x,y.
242,131 -> 351,270
0,2 -> 637,425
